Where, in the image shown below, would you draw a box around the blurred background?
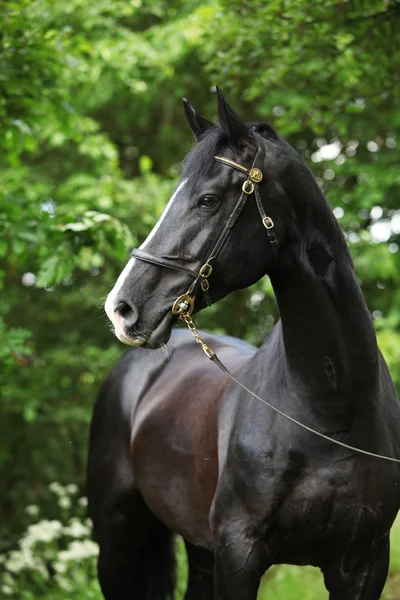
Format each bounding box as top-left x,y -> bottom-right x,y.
1,0 -> 400,598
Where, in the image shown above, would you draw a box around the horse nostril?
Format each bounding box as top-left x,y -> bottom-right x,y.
115,301 -> 131,318
114,300 -> 138,327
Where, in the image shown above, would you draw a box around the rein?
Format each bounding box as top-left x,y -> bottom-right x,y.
133,145 -> 400,464
183,313 -> 400,464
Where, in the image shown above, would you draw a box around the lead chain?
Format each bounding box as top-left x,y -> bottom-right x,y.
182,313 -> 214,359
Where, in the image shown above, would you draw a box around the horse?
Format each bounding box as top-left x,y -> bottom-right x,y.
87,87 -> 400,600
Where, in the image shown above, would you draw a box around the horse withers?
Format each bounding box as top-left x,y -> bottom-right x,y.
87,88 -> 400,600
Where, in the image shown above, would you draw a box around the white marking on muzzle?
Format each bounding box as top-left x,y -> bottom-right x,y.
139,178 -> 187,250
105,179 -> 188,333
104,257 -> 136,322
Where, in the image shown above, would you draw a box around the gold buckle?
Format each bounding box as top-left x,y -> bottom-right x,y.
250,168 -> 263,183
201,344 -> 214,359
172,293 -> 195,316
262,216 -> 274,229
201,279 -> 209,292
242,180 -> 254,195
199,263 -> 213,278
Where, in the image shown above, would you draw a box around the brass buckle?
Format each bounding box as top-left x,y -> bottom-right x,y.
201,344 -> 214,359
201,279 -> 209,292
242,180 -> 255,195
262,216 -> 274,229
199,263 -> 213,278
172,293 -> 195,316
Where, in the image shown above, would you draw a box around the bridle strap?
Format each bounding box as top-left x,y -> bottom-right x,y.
214,143 -> 278,259
132,140 -> 278,314
131,249 -> 199,279
213,156 -> 249,175
131,248 -> 212,306
185,149 -> 263,299
254,184 -> 278,253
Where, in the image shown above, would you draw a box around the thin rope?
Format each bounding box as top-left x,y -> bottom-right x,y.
212,354 -> 400,464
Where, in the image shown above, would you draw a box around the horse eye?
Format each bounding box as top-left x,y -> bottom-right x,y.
199,195 -> 218,209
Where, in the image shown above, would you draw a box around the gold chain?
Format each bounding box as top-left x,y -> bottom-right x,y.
182,313 -> 214,359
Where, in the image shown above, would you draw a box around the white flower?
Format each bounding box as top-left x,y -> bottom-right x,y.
22,519 -> 63,549
49,482 -> 65,496
58,496 -> 72,510
54,561 -> 67,574
78,496 -> 88,508
58,539 -> 99,563
66,483 -> 79,495
6,548 -> 37,573
34,561 -> 49,581
1,584 -> 13,596
25,504 -> 39,518
5,551 -> 25,574
2,573 -> 14,586
64,518 -> 90,538
55,574 -> 73,591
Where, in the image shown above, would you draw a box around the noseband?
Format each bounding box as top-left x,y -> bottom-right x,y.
132,142 -> 278,318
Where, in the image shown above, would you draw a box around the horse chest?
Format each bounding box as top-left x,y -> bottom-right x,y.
269,461 -> 397,564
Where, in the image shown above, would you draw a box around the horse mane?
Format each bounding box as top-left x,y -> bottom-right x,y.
182,121 -> 281,179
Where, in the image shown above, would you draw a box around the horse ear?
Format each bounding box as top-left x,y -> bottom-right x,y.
216,86 -> 252,149
182,98 -> 215,141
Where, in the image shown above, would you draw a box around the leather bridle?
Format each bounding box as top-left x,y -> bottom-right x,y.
132,141 -> 278,317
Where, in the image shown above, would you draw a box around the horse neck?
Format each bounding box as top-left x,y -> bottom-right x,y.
268,196 -> 379,405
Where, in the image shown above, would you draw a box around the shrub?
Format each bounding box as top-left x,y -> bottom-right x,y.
0,483 -> 101,599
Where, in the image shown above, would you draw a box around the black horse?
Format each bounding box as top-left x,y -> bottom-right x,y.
87,88 -> 400,600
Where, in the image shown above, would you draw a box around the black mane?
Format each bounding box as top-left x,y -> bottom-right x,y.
182,121 -> 280,179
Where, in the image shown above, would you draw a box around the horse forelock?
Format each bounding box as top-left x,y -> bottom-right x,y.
182,127 -> 227,179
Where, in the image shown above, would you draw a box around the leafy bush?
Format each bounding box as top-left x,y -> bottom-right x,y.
0,483 -> 101,599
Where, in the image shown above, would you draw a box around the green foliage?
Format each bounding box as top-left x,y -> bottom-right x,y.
0,483 -> 100,599
1,1 -> 400,597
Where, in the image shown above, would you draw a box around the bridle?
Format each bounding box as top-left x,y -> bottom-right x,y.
132,140 -> 278,318
131,141 -> 400,464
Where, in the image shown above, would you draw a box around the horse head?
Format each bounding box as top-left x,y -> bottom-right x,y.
105,88 -> 305,347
